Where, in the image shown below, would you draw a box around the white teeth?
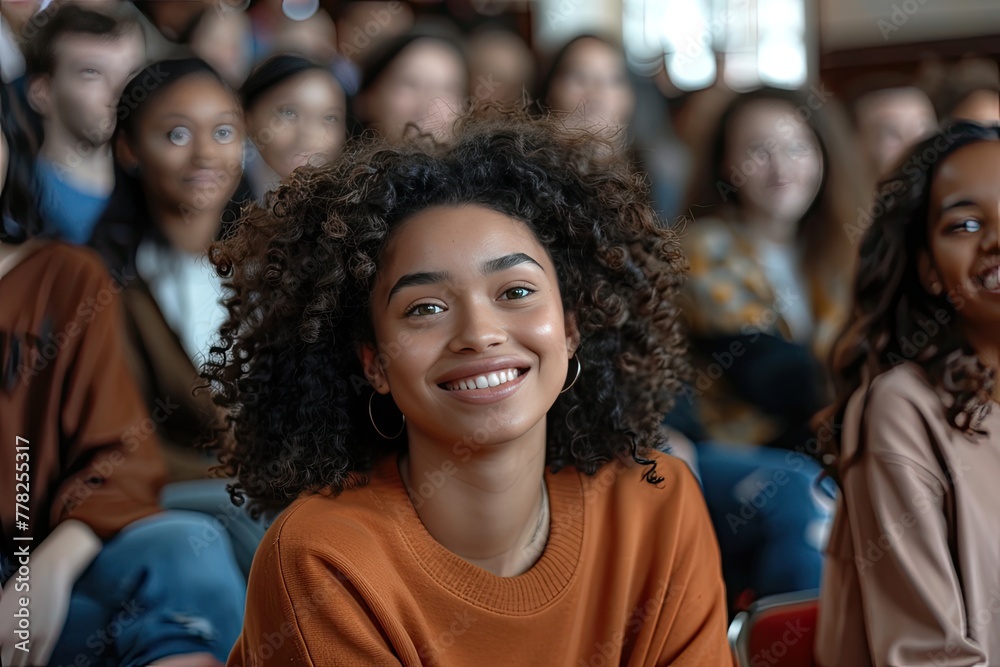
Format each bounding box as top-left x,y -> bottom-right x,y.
445,368 -> 522,391
983,269 -> 1000,291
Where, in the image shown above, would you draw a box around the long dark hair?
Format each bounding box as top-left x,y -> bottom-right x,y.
0,84 -> 44,242
823,121 -> 999,475
240,54 -> 334,111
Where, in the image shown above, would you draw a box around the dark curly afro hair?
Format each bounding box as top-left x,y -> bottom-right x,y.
202,106 -> 690,515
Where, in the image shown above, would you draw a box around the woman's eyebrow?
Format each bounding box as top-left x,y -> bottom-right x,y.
385,254 -> 542,305
387,271 -> 450,304
481,252 -> 544,275
939,198 -> 979,214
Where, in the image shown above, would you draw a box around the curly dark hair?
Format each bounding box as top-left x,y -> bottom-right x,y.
200,106 -> 690,515
823,121 -> 999,477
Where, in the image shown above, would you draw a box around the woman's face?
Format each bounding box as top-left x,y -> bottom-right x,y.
546,38 -> 634,130
246,69 -> 347,179
361,40 -> 467,143
364,204 -> 578,449
724,100 -> 824,237
924,140 -> 1000,340
129,74 -> 244,217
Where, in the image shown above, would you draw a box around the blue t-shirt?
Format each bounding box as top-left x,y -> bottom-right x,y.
36,160 -> 110,244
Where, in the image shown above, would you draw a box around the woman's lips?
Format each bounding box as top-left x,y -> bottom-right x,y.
978,265 -> 1000,292
183,169 -> 226,186
438,368 -> 529,404
443,368 -> 521,391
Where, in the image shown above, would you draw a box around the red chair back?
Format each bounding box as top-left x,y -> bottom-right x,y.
728,589 -> 819,667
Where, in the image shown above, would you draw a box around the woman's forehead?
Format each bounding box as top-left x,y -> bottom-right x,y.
377,205 -> 549,279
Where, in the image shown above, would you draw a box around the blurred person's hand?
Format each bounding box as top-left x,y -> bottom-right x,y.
0,520 -> 102,666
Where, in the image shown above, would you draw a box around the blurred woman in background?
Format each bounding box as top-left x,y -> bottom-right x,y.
241,54 -> 347,199
92,58 -> 246,481
353,31 -> 467,144
541,34 -> 634,133
667,87 -> 868,609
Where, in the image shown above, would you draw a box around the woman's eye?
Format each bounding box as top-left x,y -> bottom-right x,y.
214,126 -> 236,144
405,303 -> 444,317
324,115 -> 339,123
81,68 -> 100,77
788,143 -> 813,156
279,107 -> 297,119
501,286 -> 535,300
949,218 -> 982,233
168,127 -> 192,146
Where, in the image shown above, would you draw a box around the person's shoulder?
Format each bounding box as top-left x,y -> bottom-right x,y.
18,241 -> 114,303
865,361 -> 942,419
677,215 -> 735,256
588,449 -> 704,529
23,241 -> 107,277
853,361 -> 952,463
259,482 -> 396,567
871,360 -> 935,395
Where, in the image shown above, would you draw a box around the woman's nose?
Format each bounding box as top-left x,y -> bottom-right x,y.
448,300 -> 507,353
981,216 -> 999,252
192,135 -> 219,164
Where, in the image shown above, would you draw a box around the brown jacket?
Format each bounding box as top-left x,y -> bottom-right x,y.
816,362 -> 1000,666
0,242 -> 164,556
117,275 -> 222,480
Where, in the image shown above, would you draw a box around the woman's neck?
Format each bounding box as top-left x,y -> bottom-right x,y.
738,207 -> 799,246
39,129 -> 115,195
152,206 -> 223,256
961,326 -> 1000,403
399,422 -> 549,577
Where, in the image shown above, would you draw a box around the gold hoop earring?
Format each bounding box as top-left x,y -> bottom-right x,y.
368,391 -> 405,439
560,356 -> 582,394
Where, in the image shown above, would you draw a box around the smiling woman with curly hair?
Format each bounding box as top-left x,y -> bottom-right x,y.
204,107 -> 731,665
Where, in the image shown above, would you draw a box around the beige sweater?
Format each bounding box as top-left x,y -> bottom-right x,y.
816,361 -> 1000,666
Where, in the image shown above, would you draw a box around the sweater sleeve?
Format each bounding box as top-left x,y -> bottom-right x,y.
845,386 -> 985,666
51,256 -> 165,539
652,467 -> 733,666
229,508 -> 403,667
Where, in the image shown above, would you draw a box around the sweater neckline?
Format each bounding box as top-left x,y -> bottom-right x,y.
369,453 -> 586,616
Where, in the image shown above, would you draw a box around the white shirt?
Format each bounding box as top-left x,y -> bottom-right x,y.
135,238 -> 228,367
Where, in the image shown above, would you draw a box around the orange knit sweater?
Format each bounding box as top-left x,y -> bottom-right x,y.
229,450 -> 732,666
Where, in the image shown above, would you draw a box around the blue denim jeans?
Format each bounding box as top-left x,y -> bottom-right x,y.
48,510 -> 247,667
694,441 -> 835,609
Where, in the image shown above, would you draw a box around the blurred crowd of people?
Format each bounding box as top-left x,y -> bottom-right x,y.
0,0 -> 998,664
